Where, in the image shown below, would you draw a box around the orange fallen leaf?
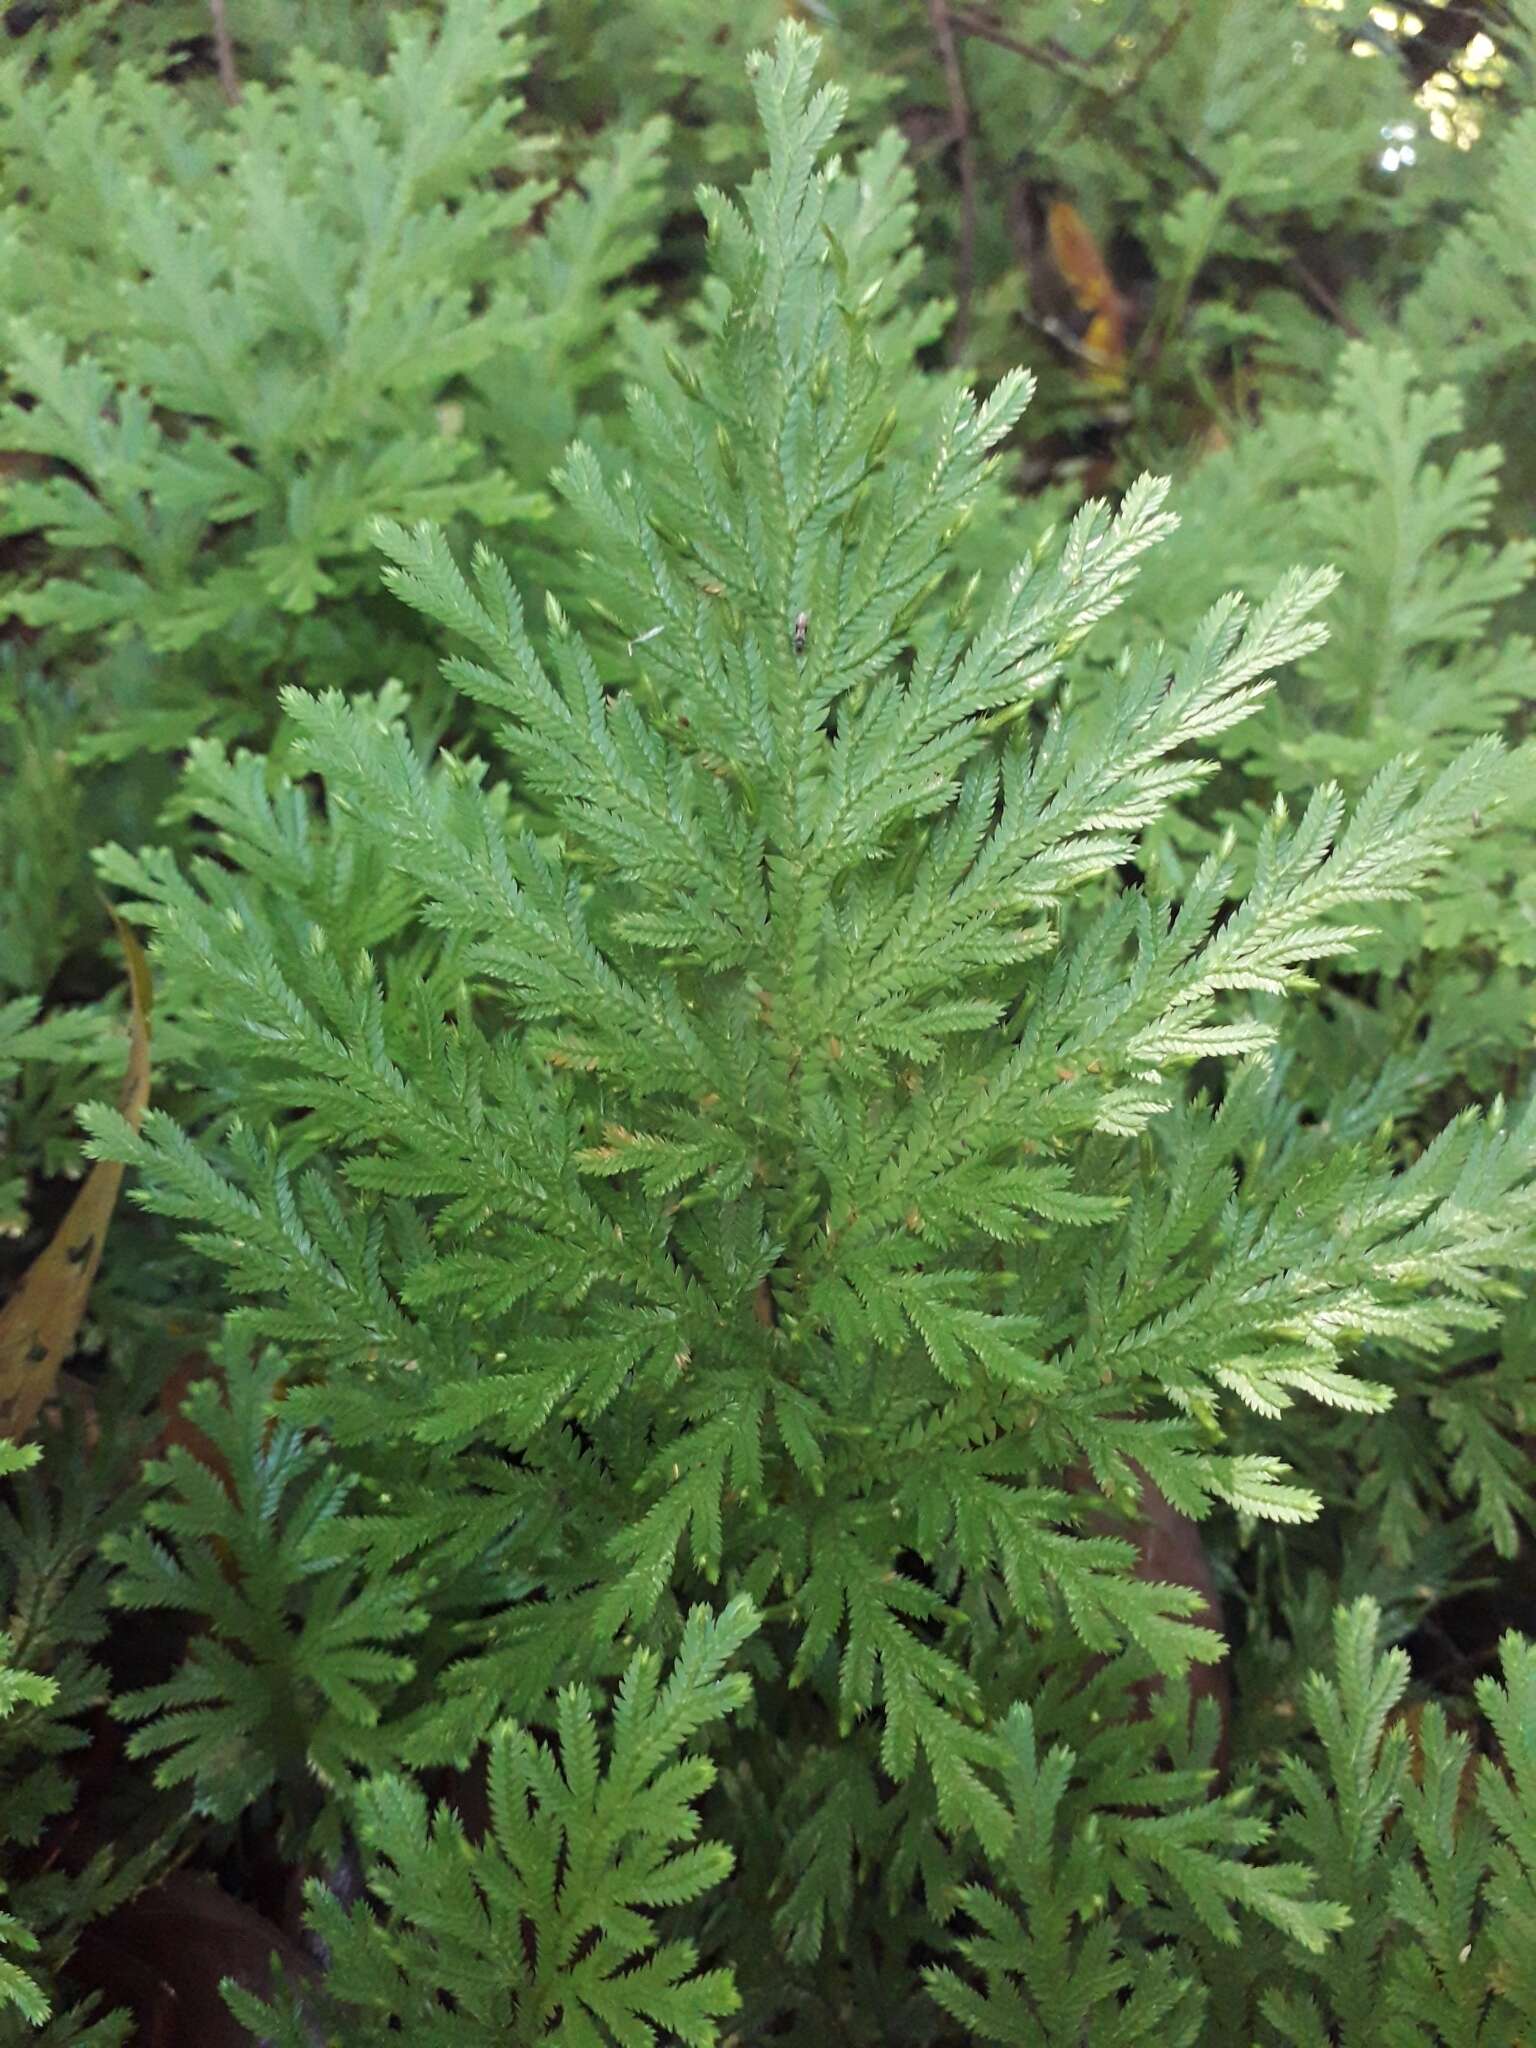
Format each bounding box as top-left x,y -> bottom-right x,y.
0,917 -> 151,1442
1047,198 -> 1131,388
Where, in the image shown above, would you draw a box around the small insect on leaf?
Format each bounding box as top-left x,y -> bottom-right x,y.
793,610 -> 809,657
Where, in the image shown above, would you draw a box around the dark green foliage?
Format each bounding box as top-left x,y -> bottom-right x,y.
104,1340 -> 425,1830
228,1599 -> 758,2046
0,1426 -> 153,2039
924,1674 -> 1344,2045
1264,1602 -> 1536,2047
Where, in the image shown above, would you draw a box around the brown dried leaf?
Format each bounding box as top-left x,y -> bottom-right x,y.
70,1873 -> 316,2047
0,919 -> 151,1441
1046,198 -> 1130,385
154,1352 -> 234,1487
1071,1460 -> 1231,1775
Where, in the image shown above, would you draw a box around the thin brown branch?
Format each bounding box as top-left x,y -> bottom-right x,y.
1001,168 -> 1035,260
1105,0 -> 1193,102
208,0 -> 242,107
1161,134 -> 1362,337
1272,248 -> 1359,335
1020,307 -> 1125,373
950,9 -> 1090,85
927,0 -> 980,363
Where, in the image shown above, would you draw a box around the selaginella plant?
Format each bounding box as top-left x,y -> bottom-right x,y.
1111,336 -> 1536,1581
0,0 -> 668,1030
1129,340 -> 1535,1043
74,25 -> 1536,2042
0,0 -> 668,751
0,0 -> 670,1339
